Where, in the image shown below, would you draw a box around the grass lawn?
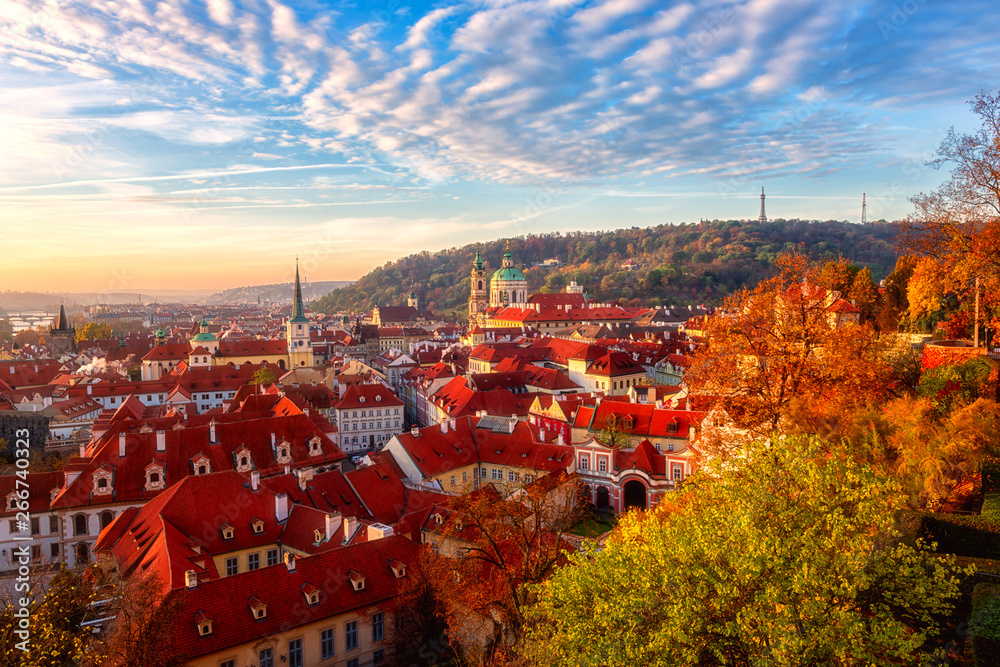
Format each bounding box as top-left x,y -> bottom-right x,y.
569,512 -> 618,538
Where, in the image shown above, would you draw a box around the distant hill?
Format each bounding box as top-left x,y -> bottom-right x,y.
206,281 -> 354,305
311,219 -> 903,321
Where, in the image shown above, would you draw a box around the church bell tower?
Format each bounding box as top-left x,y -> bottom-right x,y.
286,260 -> 314,368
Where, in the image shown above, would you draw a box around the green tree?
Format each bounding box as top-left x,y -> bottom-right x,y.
526,436 -> 970,666
0,319 -> 12,343
249,366 -> 278,386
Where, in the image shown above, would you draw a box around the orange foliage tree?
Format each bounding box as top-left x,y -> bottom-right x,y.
686,251 -> 897,452
905,89 -> 1000,337
419,473 -> 584,663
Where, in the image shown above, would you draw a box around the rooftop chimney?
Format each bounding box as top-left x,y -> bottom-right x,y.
410,426 -> 420,438
251,471 -> 259,491
284,552 -> 296,572
441,420 -> 448,435
275,493 -> 289,522
118,433 -> 126,458
209,420 -> 217,443
185,570 -> 198,588
557,433 -> 565,447
325,512 -> 341,540
155,430 -> 166,452
78,444 -> 86,457
270,432 -> 276,446
342,515 -> 358,543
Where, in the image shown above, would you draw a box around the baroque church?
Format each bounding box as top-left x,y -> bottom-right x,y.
468,241 -> 528,323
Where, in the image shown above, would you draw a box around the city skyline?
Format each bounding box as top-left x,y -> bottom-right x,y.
2,0 -> 999,292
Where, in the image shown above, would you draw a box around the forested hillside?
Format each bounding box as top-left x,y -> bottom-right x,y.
311,219 -> 902,319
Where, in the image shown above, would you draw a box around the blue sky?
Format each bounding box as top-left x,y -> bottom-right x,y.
1,0 -> 998,292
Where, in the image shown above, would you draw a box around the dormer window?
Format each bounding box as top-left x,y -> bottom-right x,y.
249,597 -> 267,619
314,529 -> 323,544
194,611 -> 212,636
375,395 -> 381,402
434,513 -> 444,526
235,447 -> 253,473
221,523 -> 234,540
192,455 -> 211,476
348,570 -> 366,592
308,437 -> 322,456
251,519 -> 264,534
667,421 -> 679,434
144,463 -> 165,491
359,396 -> 365,403
389,559 -> 407,579
276,444 -> 291,464
97,478 -> 108,489
302,584 -> 320,606
5,494 -> 16,512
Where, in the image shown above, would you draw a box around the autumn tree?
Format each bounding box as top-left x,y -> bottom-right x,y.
75,322 -> 112,343
686,251 -> 896,452
875,255 -> 918,332
597,413 -> 631,449
526,436 -> 971,666
89,568 -> 186,667
906,89 -> 1000,338
421,473 -> 583,662
0,564 -> 98,666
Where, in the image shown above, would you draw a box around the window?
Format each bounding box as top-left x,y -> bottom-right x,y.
450,475 -> 456,487
672,465 -> 683,481
49,515 -> 59,534
395,408 -> 399,415
345,620 -> 358,651
225,557 -> 237,576
352,411 -> 357,418
30,517 -> 39,535
74,514 -> 87,535
50,542 -> 59,558
667,443 -> 675,451
492,468 -> 501,480
598,458 -> 607,473
31,545 -> 41,560
100,511 -> 114,530
480,467 -> 487,479
321,628 -> 335,659
462,471 -> 468,483
258,648 -> 273,667
220,661 -> 235,667
347,660 -> 359,667
373,648 -> 385,665
372,612 -> 384,641
267,549 -> 279,567
579,456 -> 589,471
288,639 -> 302,667
248,553 -> 259,571
508,471 -> 518,482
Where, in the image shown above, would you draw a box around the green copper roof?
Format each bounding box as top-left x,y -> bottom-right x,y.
290,260 -> 308,323
474,246 -> 484,270
491,266 -> 525,282
192,331 -> 218,341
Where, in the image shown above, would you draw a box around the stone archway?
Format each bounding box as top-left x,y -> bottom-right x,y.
622,480 -> 647,511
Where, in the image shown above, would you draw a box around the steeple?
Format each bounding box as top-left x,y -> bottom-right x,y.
290,258 -> 308,323
474,244 -> 484,270
55,302 -> 70,331
758,187 -> 767,223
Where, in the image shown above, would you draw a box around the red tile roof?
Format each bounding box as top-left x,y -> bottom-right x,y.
168,535 -> 419,659
334,384 -> 404,411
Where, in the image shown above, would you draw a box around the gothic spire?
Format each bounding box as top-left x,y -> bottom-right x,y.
290,258 -> 308,323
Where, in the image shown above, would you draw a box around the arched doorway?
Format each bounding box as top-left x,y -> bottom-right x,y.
622,480 -> 647,511
75,542 -> 90,565
596,486 -> 610,511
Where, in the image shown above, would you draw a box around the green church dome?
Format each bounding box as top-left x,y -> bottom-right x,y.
491,266 -> 525,282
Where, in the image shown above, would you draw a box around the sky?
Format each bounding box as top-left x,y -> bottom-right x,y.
1,0 -> 999,293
